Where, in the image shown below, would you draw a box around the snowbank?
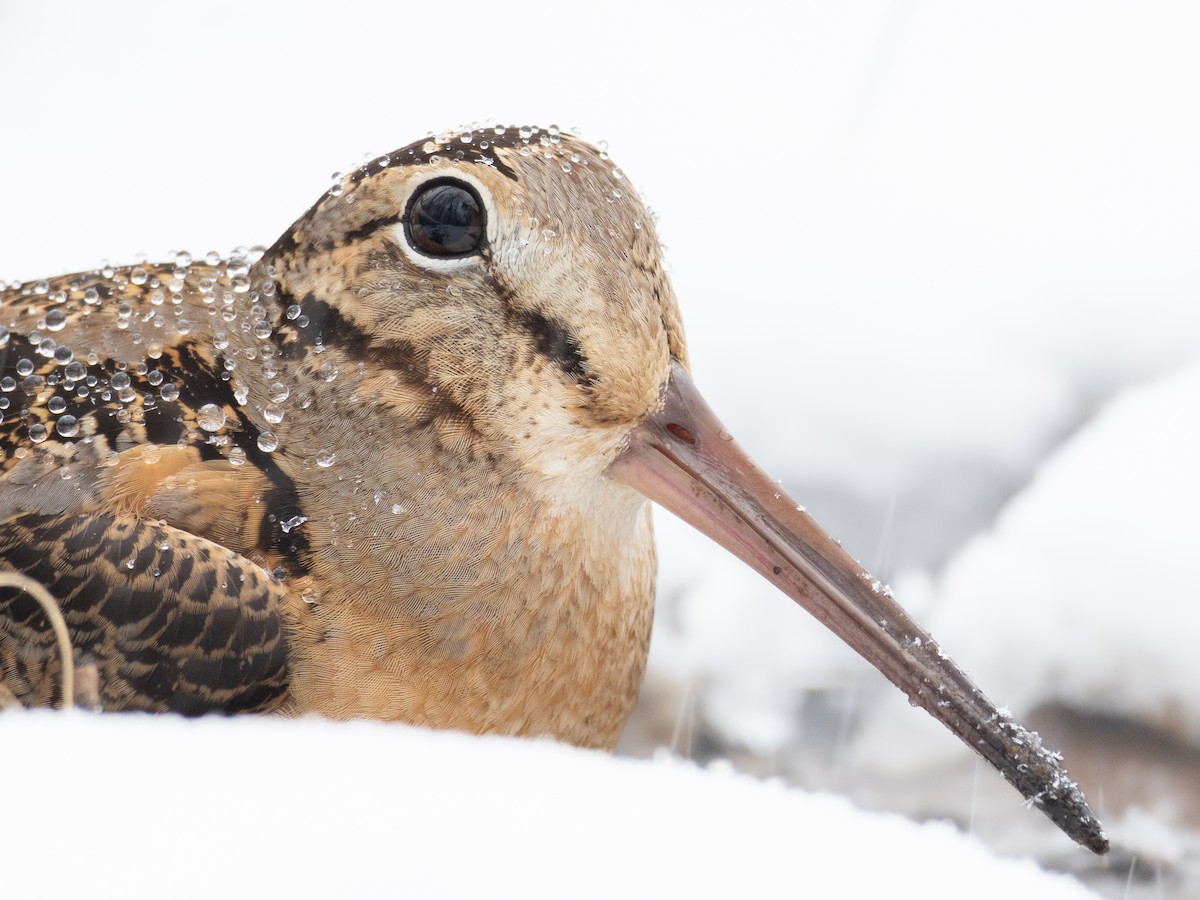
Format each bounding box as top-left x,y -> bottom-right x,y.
1,712 -> 1098,899
879,359 -> 1200,751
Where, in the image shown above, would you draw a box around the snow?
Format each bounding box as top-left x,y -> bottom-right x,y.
843,363 -> 1200,855
919,361 -> 1200,743
1,711 -> 1100,900
2,1 -> 1199,895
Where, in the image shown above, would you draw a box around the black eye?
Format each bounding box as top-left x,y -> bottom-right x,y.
404,179 -> 485,258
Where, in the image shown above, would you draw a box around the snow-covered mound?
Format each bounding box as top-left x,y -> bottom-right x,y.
2,712 -> 1098,899
909,359 -> 1200,745
837,360 -> 1200,890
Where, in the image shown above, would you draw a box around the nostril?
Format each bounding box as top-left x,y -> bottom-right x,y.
665,423 -> 696,445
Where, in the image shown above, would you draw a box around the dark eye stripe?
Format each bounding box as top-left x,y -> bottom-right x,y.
404,179 -> 485,258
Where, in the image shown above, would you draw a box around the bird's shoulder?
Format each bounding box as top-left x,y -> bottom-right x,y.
0,259 -> 296,549
0,259 -> 304,712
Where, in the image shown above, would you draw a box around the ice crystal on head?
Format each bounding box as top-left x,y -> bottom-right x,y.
280,515 -> 308,534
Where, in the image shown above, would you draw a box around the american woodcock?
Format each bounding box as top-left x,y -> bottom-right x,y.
0,126 -> 1106,852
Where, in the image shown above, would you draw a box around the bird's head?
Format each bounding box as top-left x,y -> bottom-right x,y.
255,126 -> 1106,854
262,127 -> 684,482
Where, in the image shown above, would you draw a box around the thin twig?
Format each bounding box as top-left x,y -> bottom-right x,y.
0,681 -> 22,710
0,571 -> 74,709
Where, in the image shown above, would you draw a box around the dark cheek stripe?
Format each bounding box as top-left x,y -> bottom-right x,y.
272,291 -> 372,361
517,310 -> 592,385
270,288 -> 469,426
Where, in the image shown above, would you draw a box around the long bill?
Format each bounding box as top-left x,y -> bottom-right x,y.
606,361 -> 1108,854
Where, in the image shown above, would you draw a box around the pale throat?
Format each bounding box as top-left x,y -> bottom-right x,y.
284,452 -> 658,743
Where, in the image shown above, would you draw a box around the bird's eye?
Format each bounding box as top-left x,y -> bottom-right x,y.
404,179 -> 485,258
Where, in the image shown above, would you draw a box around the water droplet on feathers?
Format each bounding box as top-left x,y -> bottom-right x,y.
197,403 -> 226,432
